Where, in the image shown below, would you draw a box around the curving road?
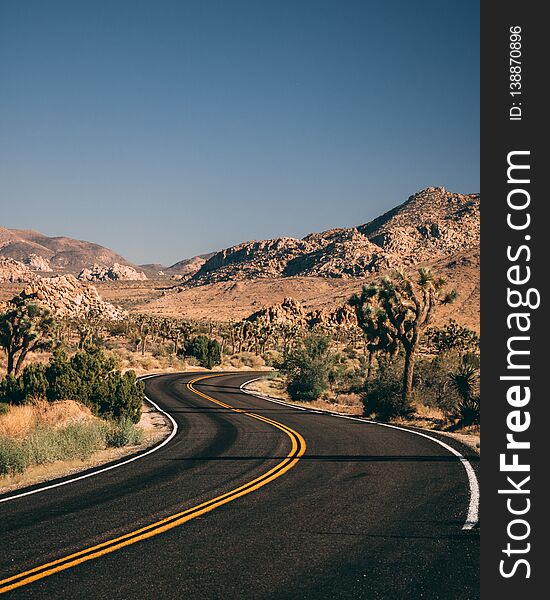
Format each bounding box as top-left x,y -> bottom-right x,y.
0,372 -> 479,599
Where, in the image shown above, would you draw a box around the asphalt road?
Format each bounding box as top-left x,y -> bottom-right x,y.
0,372 -> 480,599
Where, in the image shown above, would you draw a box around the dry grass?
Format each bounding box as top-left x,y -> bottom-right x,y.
218,352 -> 269,371
113,347 -> 198,376
0,400 -> 94,439
0,400 -> 171,492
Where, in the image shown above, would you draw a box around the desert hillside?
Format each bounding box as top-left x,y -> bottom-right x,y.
185,187 -> 478,287
1,187 -> 480,330
138,248 -> 479,331
0,227 -> 133,273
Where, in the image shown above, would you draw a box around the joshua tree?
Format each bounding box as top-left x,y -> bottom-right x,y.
350,268 -> 456,402
0,298 -> 55,376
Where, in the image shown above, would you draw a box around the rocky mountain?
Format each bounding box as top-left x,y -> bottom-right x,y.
17,275 -> 126,320
357,187 -> 479,265
78,263 -> 148,282
185,187 -> 479,287
0,227 -> 133,273
0,258 -> 39,283
247,297 -> 358,328
165,253 -> 217,279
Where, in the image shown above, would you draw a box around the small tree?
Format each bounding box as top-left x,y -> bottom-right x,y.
350,268 -> 456,403
0,299 -> 55,376
184,335 -> 222,369
279,333 -> 338,401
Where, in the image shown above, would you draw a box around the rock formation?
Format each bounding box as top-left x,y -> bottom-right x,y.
0,257 -> 39,283
78,263 -> 147,282
247,297 -> 358,329
17,275 -> 126,320
358,187 -> 479,265
184,187 -> 479,287
23,253 -> 53,272
165,253 -> 216,280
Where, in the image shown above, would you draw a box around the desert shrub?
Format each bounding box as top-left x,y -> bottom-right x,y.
225,352 -> 266,369
24,422 -> 107,464
280,333 -> 338,401
0,435 -> 28,475
0,375 -> 24,405
334,393 -> 363,408
105,417 -> 144,448
363,359 -> 413,419
183,335 -> 221,369
450,364 -> 480,425
262,349 -> 282,368
0,346 -> 143,423
105,321 -> 128,337
0,416 -> 144,477
412,354 -> 462,415
426,320 -> 480,355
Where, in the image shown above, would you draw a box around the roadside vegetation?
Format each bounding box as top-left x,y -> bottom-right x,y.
275,269 -> 479,433
0,302 -> 145,477
0,266 -> 479,479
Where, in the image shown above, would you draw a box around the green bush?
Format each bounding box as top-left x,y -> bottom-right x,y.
0,346 -> 144,423
106,418 -> 144,448
363,359 -> 413,419
280,334 -> 338,401
0,375 -> 23,405
412,354 -> 462,415
183,335 -> 221,369
0,436 -> 28,475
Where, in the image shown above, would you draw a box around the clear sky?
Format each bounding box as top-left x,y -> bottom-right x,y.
0,0 -> 479,266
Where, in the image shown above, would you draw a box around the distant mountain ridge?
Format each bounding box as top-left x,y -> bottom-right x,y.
1,187 -> 479,286
0,227 -> 132,273
185,187 -> 479,287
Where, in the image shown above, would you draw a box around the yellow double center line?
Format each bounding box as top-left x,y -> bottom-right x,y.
0,374 -> 306,594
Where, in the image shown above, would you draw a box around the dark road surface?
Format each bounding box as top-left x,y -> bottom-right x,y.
0,372 -> 480,599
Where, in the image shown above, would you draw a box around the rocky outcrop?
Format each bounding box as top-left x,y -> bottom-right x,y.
247,297 -> 310,327
284,228 -> 400,278
77,263 -> 147,282
17,275 -> 126,320
23,253 -> 53,272
0,257 -> 39,283
168,257 -> 208,281
247,297 -> 358,329
358,187 -> 479,265
191,238 -> 315,285
184,187 -> 479,287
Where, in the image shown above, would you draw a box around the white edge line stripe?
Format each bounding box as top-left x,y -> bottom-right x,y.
240,377 -> 479,531
0,374 -> 177,504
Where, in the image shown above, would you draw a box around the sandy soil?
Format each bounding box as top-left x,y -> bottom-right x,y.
0,248 -> 479,331
132,250 -> 480,331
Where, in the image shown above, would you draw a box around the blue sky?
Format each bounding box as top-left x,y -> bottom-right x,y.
0,1 -> 479,266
